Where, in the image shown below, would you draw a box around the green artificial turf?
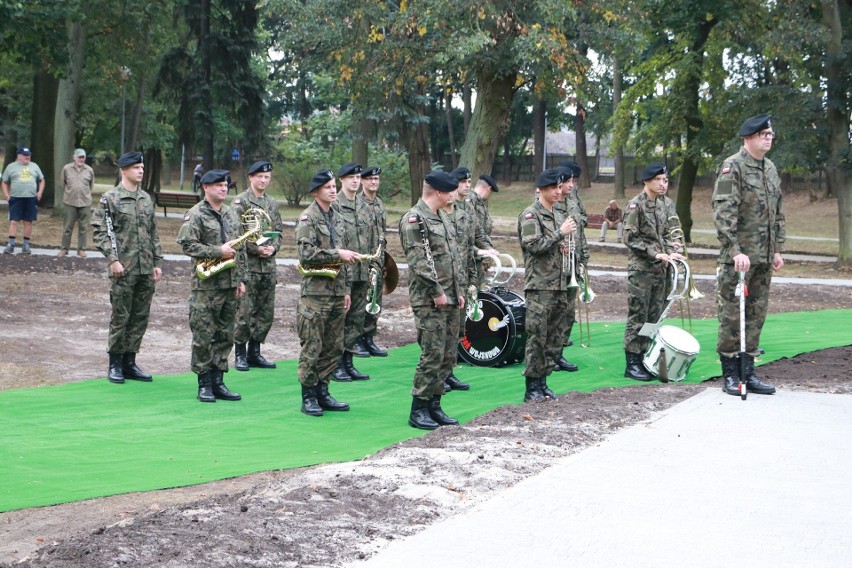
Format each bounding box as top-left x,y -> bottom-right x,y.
1,309 -> 849,512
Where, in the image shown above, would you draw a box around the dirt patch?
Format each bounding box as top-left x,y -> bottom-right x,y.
0,253 -> 850,567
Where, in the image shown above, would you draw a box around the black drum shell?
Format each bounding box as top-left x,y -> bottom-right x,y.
458,287 -> 526,367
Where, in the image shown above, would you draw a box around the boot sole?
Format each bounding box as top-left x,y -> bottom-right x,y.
408,420 -> 439,430
301,408 -> 324,416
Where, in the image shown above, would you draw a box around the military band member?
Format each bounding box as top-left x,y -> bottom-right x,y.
518,168 -> 577,402
400,171 -> 464,430
232,160 -> 283,371
713,114 -> 784,396
92,151 -> 163,384
176,169 -> 246,402
622,163 -> 685,380
469,174 -> 499,289
295,169 -> 359,416
332,162 -> 371,381
357,166 -> 389,357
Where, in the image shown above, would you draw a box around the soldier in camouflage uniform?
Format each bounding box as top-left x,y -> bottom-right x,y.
469,174 -> 499,289
177,169 -> 247,403
357,167 -> 389,357
331,162 -> 371,381
231,160 -> 283,372
400,171 -> 464,430
91,151 -> 163,385
622,163 -> 685,380
518,168 -> 578,402
556,161 -> 588,352
295,169 -> 360,416
713,114 -> 784,396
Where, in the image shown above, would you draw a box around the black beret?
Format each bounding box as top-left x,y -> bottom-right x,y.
738,114 -> 772,137
247,160 -> 273,175
641,162 -> 668,181
310,169 -> 335,192
558,160 -> 582,179
200,169 -> 230,185
478,174 -> 499,192
451,167 -> 472,181
117,151 -> 143,168
425,171 -> 459,192
361,167 -> 382,178
337,162 -> 362,177
535,168 -> 565,188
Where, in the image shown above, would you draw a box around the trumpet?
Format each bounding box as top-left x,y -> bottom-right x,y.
466,285 -> 483,322
576,264 -> 594,347
196,207 -> 271,279
564,233 -> 580,289
366,267 -> 381,315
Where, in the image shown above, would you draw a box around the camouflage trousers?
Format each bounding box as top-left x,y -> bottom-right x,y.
297,295 -> 345,387
363,271 -> 383,339
412,304 -> 459,399
343,280 -> 369,350
60,205 -> 91,251
189,288 -> 238,373
523,290 -> 569,379
107,273 -> 155,354
623,268 -> 666,354
716,262 -> 773,357
234,271 -> 276,344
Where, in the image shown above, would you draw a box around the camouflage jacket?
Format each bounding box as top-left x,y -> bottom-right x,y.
357,192 -> 387,271
712,147 -> 786,264
446,202 -> 479,290
565,189 -> 588,227
467,191 -> 494,240
176,199 -> 246,290
230,189 -> 284,274
554,197 -> 589,274
518,201 -> 569,292
296,200 -> 351,297
623,191 -> 677,273
332,192 -> 369,282
92,185 -> 163,275
400,199 -> 462,307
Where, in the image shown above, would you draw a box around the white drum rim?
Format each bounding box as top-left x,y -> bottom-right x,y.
656,325 -> 700,355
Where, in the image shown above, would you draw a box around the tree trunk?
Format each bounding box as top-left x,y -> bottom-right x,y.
126,75 -> 146,153
574,101 -> 591,189
458,70 -> 517,180
613,57 -> 625,199
351,111 -> 369,166
53,19 -> 85,215
141,147 -> 162,194
32,71 -> 60,207
200,0 -> 215,169
403,94 -> 431,205
533,98 -> 546,179
462,83 -> 472,138
502,137 -> 512,182
445,90 -> 458,170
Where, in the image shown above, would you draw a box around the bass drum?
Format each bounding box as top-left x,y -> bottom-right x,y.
642,325 -> 700,382
458,287 -> 526,367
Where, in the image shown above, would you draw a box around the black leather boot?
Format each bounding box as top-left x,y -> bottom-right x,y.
444,373 -> 470,391
300,384 -> 323,416
429,395 -> 459,425
624,351 -> 652,381
540,377 -> 558,400
332,355 -> 353,382
197,371 -> 216,403
524,376 -> 545,402
743,354 -> 776,394
122,353 -> 153,382
351,337 -> 371,358
108,352 -> 125,384
363,335 -> 388,357
554,355 -> 578,372
343,351 -> 370,380
247,340 -> 276,369
720,355 -> 741,396
211,369 -> 241,401
315,383 -> 350,411
408,397 -> 439,430
234,342 -> 249,371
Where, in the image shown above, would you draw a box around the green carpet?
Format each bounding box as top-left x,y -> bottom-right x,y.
1,309 -> 849,512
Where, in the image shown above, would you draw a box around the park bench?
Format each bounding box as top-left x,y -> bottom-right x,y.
153,190 -> 201,216
586,213 -> 606,230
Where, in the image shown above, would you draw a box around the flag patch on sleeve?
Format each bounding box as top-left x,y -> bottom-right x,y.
721,164 -> 731,174
524,213 -> 534,219
299,215 -> 308,221
183,214 -> 191,221
233,198 -> 241,205
628,203 -> 637,210
408,216 -> 418,223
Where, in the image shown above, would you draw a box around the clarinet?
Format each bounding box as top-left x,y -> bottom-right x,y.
103,199 -> 119,261
416,215 -> 438,280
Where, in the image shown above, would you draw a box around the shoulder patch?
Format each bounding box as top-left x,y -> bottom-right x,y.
721,165 -> 731,174
628,203 -> 637,210
233,198 -> 241,205
99,196 -> 108,204
408,216 -> 418,223
524,213 -> 534,219
183,214 -> 191,221
299,214 -> 308,221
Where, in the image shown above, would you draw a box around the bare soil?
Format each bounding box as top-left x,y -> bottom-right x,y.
1,252 -> 850,567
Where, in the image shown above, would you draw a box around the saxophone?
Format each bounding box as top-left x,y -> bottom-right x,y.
195,208 -> 271,280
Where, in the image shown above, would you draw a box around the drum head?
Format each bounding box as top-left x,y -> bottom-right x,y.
459,290 -> 524,367
657,325 -> 700,355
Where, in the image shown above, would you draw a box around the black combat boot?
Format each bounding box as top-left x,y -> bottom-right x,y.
720,355 -> 742,396
300,384 -> 323,416
108,352 -> 125,384
332,355 -> 353,382
122,353 -> 153,382
247,340 -> 276,369
362,335 -> 388,357
315,383 -> 350,411
351,338 -> 370,358
524,376 -> 545,402
554,354 -> 578,372
429,395 -> 459,425
211,369 -> 241,401
343,351 -> 370,380
444,373 -> 470,391
540,376 -> 558,400
197,371 -> 216,403
743,354 -> 776,395
408,397 -> 439,430
234,342 -> 249,371
624,351 -> 652,381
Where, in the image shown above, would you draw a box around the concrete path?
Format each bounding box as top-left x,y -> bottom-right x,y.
352,388 -> 852,568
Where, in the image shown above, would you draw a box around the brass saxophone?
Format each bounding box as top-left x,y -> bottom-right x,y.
195,208 -> 271,280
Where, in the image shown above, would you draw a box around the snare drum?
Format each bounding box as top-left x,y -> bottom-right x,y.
458,287 -> 526,367
642,325 -> 700,382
